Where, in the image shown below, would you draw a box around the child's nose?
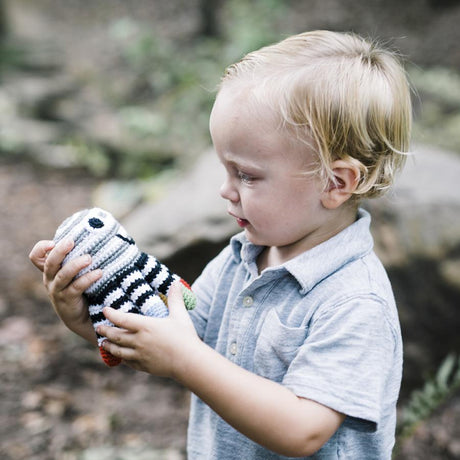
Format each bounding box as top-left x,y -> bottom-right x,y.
220,176 -> 239,203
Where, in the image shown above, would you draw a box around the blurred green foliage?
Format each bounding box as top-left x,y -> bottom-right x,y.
101,0 -> 288,176
2,0 -> 460,178
409,66 -> 460,153
395,353 -> 460,453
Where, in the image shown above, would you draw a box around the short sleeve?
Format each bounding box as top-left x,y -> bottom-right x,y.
282,295 -> 398,429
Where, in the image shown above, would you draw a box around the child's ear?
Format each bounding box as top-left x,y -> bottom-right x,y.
321,159 -> 361,209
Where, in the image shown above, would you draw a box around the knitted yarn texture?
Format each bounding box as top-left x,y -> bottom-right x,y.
53,207 -> 196,366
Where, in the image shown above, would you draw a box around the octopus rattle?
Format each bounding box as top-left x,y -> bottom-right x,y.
53,207 -> 196,366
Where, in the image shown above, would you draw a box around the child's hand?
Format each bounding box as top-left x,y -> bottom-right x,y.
98,281 -> 200,376
29,239 -> 102,344
29,239 -> 55,272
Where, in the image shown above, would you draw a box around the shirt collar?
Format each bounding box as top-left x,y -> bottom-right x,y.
229,208 -> 374,293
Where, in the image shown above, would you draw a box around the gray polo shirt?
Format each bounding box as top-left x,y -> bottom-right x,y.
187,209 -> 403,459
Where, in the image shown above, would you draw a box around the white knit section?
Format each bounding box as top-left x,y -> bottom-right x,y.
93,318 -> 112,346
104,287 -> 126,307
88,303 -> 104,316
90,235 -> 123,267
130,283 -> 151,303
120,302 -> 137,314
120,270 -> 143,290
141,295 -> 169,317
92,317 -> 112,329
54,209 -> 88,243
99,244 -> 138,280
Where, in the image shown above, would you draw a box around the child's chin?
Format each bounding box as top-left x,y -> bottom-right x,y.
244,229 -> 266,246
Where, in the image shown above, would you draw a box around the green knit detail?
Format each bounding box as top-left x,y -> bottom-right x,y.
182,287 -> 197,311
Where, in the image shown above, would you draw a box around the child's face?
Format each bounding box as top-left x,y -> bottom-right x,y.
210,85 -> 333,260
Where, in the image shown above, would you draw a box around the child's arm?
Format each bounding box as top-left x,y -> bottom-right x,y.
29,239 -> 102,346
98,283 -> 345,457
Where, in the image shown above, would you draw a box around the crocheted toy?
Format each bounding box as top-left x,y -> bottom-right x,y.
53,207 -> 196,367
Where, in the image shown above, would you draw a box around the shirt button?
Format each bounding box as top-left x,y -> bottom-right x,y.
230,342 -> 238,355
243,296 -> 253,307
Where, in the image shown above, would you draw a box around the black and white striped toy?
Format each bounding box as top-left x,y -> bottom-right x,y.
53,207 -> 196,366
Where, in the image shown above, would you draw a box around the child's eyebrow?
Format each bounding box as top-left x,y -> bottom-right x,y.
221,153 -> 265,172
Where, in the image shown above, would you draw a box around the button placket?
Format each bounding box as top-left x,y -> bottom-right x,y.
230,342 -> 238,355
243,295 -> 253,307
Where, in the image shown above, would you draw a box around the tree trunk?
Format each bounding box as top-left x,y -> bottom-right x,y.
0,0 -> 8,41
199,0 -> 223,38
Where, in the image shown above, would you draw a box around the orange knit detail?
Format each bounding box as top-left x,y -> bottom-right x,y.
99,346 -> 122,367
180,279 -> 192,290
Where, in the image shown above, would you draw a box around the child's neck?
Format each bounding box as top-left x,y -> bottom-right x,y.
256,207 -> 359,273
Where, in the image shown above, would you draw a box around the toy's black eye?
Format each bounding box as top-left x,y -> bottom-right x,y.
89,217 -> 104,229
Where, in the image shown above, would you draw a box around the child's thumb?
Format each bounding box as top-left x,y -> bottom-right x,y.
167,281 -> 187,316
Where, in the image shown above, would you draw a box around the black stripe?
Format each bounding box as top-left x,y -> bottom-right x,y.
135,252 -> 149,270
110,294 -> 130,311
90,311 -> 106,324
134,290 -> 155,308
89,265 -> 134,305
126,278 -> 145,297
158,274 -> 174,295
144,259 -> 162,285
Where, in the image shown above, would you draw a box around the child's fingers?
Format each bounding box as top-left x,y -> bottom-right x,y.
43,239 -> 74,281
102,307 -> 145,331
70,268 -> 103,294
29,240 -> 55,271
51,254 -> 92,291
101,339 -> 137,362
98,324 -> 136,349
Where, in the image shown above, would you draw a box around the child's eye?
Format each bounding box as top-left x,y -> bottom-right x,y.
237,171 -> 255,184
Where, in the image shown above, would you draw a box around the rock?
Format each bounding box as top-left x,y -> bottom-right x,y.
2,73 -> 78,119
366,144 -> 460,265
93,171 -> 180,220
440,259 -> 460,290
93,180 -> 145,220
79,109 -> 180,178
2,116 -> 62,146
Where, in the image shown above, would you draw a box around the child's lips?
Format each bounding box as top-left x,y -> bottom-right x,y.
229,212 -> 249,228
236,217 -> 249,228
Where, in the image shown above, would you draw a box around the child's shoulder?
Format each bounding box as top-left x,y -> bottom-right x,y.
313,248 -> 393,308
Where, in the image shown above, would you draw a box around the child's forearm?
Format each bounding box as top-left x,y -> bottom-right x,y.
174,340 -> 344,457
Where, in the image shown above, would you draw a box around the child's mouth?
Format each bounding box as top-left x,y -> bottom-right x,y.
236,217 -> 249,228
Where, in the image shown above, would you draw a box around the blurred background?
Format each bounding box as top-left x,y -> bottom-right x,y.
1,1 -> 460,459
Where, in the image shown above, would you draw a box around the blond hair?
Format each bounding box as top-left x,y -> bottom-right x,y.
221,30 -> 412,199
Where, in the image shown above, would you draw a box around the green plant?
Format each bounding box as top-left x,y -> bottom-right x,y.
396,353 -> 460,444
